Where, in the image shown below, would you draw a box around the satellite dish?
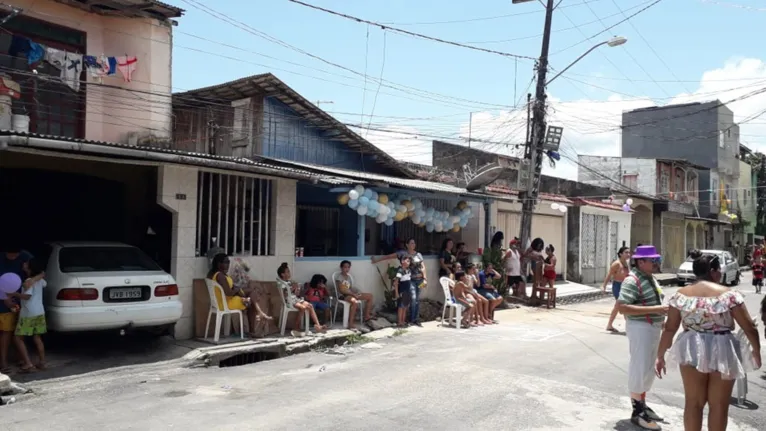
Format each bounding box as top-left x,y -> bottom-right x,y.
466,163 -> 504,191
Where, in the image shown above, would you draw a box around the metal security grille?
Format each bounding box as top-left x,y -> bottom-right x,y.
609,221 -> 619,261
581,213 -> 596,270
389,198 -> 458,255
196,172 -> 273,256
594,215 -> 609,276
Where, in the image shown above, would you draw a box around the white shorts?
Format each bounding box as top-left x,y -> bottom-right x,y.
626,319 -> 663,394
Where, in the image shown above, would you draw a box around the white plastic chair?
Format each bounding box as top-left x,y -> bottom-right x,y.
204,278 -> 245,343
278,282 -> 310,336
439,277 -> 462,329
331,271 -> 365,328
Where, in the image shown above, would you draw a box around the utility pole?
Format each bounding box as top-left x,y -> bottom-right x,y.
468,112 -> 473,148
518,0 -> 555,249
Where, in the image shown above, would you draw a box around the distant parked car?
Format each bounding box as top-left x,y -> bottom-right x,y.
676,249 -> 740,286
42,242 -> 182,334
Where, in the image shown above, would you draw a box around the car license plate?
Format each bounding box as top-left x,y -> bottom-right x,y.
109,288 -> 142,300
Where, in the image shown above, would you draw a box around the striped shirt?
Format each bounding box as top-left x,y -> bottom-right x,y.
617,269 -> 664,324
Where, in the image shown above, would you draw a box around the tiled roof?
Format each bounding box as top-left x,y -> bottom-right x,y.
172,73 -> 416,179
485,185 -> 573,204
576,198 -> 632,212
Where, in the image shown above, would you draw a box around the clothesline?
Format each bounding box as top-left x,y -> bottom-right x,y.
6,33 -> 139,92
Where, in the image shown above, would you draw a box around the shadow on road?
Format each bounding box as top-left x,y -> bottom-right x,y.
8,331 -> 197,383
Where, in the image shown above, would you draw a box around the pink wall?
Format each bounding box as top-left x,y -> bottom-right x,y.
12,0 -> 173,143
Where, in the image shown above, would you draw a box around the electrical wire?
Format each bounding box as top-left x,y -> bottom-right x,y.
283,0 -> 536,60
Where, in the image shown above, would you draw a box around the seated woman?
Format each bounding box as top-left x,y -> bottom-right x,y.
276,263 -> 326,336
305,274 -> 332,325
208,254 -> 271,338
334,260 -> 374,329
477,263 -> 504,320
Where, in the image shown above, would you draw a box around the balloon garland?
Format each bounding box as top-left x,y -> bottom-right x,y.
336,185 -> 475,232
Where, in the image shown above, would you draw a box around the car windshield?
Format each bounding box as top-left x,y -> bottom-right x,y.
685,252 -> 722,262
59,246 -> 162,273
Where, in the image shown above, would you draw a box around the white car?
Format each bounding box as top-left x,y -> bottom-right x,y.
42,242 -> 183,333
676,249 -> 740,286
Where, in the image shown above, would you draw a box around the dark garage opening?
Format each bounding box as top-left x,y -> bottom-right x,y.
0,152 -> 172,272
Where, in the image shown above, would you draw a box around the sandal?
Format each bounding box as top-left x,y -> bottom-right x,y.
606,327 -> 620,333
35,362 -> 47,370
18,365 -> 36,374
0,366 -> 11,374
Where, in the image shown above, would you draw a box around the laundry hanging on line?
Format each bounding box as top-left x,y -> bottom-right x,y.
6,34 -> 139,88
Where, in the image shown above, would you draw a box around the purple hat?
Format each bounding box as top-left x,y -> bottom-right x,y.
633,245 -> 661,259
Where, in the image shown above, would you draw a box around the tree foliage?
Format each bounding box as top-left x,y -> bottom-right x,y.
747,152 -> 766,236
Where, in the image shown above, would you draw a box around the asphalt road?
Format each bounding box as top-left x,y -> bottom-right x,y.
3,273 -> 765,431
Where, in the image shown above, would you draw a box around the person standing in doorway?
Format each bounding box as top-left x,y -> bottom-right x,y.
617,245 -> 668,430
602,246 -> 632,333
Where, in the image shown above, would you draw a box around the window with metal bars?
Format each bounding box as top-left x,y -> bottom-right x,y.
196,172 -> 273,256
0,15 -> 86,138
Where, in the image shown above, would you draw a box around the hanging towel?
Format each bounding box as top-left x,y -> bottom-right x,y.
84,55 -> 109,80
45,47 -> 83,91
107,56 -> 117,75
27,42 -> 45,65
116,55 -> 137,82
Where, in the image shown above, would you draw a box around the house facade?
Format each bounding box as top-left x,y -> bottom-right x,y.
170,74 -> 494,313
578,156 -> 702,270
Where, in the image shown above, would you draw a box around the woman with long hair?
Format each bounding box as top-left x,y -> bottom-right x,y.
602,246 -> 632,333
524,238 -> 545,290
207,254 -> 271,338
438,237 -> 455,278
656,250 -> 761,431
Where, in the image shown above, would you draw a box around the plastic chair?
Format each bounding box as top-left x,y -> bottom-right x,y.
439,277 -> 462,329
278,282 -> 310,336
331,271 -> 365,328
204,278 -> 245,343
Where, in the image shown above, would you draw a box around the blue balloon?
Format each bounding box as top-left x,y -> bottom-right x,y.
363,189 -> 373,199
367,199 -> 378,210
348,199 -> 359,209
384,218 -> 394,226
359,196 -> 369,206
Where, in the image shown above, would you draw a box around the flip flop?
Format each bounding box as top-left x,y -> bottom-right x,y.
606,327 -> 620,333
0,366 -> 11,374
18,365 -> 36,374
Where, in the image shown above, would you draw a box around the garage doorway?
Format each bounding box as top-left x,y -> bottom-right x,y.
0,151 -> 172,272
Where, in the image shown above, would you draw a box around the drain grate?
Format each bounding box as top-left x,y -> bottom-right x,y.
218,351 -> 280,368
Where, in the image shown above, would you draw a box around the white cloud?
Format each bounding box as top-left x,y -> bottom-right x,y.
363,58 -> 766,181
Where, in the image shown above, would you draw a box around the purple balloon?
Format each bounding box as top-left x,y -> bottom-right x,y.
622,204 -> 631,212
0,272 -> 21,296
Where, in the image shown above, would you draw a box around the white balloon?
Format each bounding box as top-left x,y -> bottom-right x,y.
357,206 -> 368,215
435,225 -> 443,233
551,203 -> 560,210
387,201 -> 395,209
377,215 -> 387,223
626,198 -> 634,206
348,190 -> 359,200
412,216 -> 422,225
442,211 -> 450,219
354,185 -> 365,195
559,205 -> 567,213
450,216 -> 460,224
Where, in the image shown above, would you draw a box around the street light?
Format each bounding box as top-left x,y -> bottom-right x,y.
545,36 -> 628,85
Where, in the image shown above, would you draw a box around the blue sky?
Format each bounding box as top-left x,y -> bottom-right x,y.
171,0 -> 766,178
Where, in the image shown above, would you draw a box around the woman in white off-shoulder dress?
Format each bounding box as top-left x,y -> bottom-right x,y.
656,250 -> 761,431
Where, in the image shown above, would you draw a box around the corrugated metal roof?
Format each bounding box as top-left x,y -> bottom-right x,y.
485,185 -> 573,204
260,156 -> 497,200
54,0 -> 184,19
172,73 -> 416,179
0,131 -> 319,180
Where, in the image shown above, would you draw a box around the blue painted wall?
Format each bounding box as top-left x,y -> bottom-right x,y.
296,183 -> 358,256
262,97 -> 394,174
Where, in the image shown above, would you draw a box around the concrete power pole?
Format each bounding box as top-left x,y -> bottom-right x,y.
519,0 -> 555,249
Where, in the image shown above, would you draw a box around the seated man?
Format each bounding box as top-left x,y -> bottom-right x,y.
477,263 -> 505,319
335,260 -> 374,329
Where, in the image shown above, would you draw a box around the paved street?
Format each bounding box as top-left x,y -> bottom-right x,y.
3,273 -> 765,431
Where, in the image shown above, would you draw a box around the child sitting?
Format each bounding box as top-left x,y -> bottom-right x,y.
305,274 -> 332,324
453,271 -> 479,327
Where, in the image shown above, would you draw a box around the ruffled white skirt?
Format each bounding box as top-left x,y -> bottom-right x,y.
668,330 -> 756,380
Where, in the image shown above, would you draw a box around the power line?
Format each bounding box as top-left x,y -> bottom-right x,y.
283,0 -> 536,60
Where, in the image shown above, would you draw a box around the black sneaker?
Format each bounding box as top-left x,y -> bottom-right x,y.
631,399 -> 662,430
644,404 -> 663,422
413,320 -> 423,327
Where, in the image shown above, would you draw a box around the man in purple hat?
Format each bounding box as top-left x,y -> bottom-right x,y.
617,245 -> 668,431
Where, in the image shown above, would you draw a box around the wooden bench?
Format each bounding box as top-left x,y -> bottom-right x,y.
530,286 -> 557,309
